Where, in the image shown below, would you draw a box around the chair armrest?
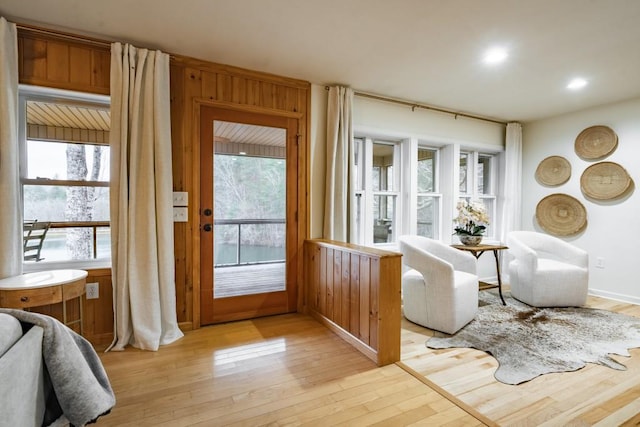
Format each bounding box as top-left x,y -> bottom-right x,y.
543,237 -> 588,268
507,234 -> 538,274
440,246 -> 477,275
400,241 -> 455,285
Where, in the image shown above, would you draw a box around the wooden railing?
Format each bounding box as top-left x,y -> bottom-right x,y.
304,239 -> 402,366
48,221 -> 110,259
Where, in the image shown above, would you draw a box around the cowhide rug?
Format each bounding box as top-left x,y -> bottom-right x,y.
426,291 -> 640,385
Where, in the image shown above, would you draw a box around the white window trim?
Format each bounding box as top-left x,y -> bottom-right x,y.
19,85 -> 112,271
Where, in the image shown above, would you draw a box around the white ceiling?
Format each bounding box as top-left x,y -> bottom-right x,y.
2,0 -> 639,123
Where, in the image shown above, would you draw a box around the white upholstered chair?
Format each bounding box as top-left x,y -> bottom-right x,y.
507,231 -> 588,307
398,235 -> 478,334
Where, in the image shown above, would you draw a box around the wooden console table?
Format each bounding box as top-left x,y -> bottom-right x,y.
0,269 -> 88,334
451,244 -> 508,305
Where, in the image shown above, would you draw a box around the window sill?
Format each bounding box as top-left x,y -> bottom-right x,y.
23,258 -> 112,273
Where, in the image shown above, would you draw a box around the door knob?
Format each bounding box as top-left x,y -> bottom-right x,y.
203,223 -> 213,232
203,208 -> 212,216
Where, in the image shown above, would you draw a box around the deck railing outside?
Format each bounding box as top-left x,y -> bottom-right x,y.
214,218 -> 285,267
33,221 -> 110,261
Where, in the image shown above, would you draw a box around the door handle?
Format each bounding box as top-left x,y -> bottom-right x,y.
203,223 -> 213,232
203,208 -> 212,216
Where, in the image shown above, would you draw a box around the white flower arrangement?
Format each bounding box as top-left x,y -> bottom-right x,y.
454,200 -> 489,236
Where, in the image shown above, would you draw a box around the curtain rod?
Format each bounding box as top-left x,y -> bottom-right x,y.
16,22 -> 112,48
15,22 -> 177,59
326,86 -> 507,126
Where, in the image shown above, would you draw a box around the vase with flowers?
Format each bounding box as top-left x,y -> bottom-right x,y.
454,200 -> 489,246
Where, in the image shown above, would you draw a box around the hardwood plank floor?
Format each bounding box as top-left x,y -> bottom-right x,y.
96,314 -> 483,426
94,291 -> 640,426
400,291 -> 640,426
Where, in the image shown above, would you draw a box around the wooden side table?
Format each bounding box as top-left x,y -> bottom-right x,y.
0,269 -> 88,335
451,244 -> 508,305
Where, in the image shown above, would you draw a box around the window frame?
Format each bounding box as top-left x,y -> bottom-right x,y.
19,85 -> 111,270
458,150 -> 497,240
415,145 -> 442,240
352,137 -> 402,247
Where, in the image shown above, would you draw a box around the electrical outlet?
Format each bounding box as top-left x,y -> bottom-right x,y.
86,282 -> 99,299
595,257 -> 605,269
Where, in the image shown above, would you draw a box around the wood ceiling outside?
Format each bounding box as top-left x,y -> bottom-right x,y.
26,103 -> 285,148
27,101 -> 110,131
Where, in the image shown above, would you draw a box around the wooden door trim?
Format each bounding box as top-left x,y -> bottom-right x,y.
194,98 -> 303,120
196,102 -> 303,326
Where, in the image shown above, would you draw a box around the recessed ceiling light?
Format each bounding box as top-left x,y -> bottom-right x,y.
483,47 -> 508,65
567,78 -> 588,90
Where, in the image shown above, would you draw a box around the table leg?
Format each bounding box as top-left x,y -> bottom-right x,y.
493,250 -> 506,305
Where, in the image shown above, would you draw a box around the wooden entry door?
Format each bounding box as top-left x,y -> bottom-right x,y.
200,106 -> 298,325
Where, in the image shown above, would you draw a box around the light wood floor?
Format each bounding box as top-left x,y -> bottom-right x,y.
95,292 -> 640,426
400,292 -> 640,426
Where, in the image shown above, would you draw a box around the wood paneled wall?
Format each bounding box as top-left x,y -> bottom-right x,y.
304,239 -> 402,366
17,26 -> 310,338
18,28 -> 110,95
169,56 -> 310,328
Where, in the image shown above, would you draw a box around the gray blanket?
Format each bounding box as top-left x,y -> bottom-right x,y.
0,309 -> 115,426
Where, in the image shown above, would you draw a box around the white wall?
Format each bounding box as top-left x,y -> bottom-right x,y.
522,97 -> 640,304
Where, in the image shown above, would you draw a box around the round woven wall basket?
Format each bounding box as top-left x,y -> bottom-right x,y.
535,193 -> 587,236
535,156 -> 571,186
580,161 -> 632,200
574,125 -> 618,160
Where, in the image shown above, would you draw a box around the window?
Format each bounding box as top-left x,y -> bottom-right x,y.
352,138 -> 400,245
459,151 -> 497,238
416,147 -> 440,239
19,86 -> 111,264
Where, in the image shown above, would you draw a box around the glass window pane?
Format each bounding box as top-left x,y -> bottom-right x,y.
373,195 -> 395,243
24,185 -> 109,222
478,155 -> 492,194
36,226 -> 110,261
417,196 -> 438,238
372,167 -> 381,191
373,142 -> 394,191
27,141 -> 109,181
239,223 -> 286,264
418,148 -> 435,193
459,152 -> 469,194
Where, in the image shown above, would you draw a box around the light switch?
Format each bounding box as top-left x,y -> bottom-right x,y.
172,191 -> 188,206
173,207 -> 188,222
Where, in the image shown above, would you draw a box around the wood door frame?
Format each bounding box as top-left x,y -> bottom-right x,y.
191,99 -> 308,328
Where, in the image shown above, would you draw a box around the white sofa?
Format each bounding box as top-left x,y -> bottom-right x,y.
507,231 -> 589,307
399,235 -> 478,334
0,313 -> 46,427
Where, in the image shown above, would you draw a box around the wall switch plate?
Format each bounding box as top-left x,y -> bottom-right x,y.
86,282 -> 99,299
173,207 -> 188,222
172,191 -> 188,206
595,257 -> 605,269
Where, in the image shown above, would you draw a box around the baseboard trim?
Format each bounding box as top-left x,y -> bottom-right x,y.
589,289 -> 640,306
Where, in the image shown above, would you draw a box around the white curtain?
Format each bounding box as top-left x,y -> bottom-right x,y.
499,122 -> 523,243
108,43 -> 183,351
0,17 -> 21,279
323,86 -> 354,242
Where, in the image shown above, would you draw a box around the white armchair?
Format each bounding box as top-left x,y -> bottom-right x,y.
507,231 -> 588,307
398,235 -> 478,334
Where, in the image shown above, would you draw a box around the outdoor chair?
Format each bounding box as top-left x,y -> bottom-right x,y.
23,220 -> 51,262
